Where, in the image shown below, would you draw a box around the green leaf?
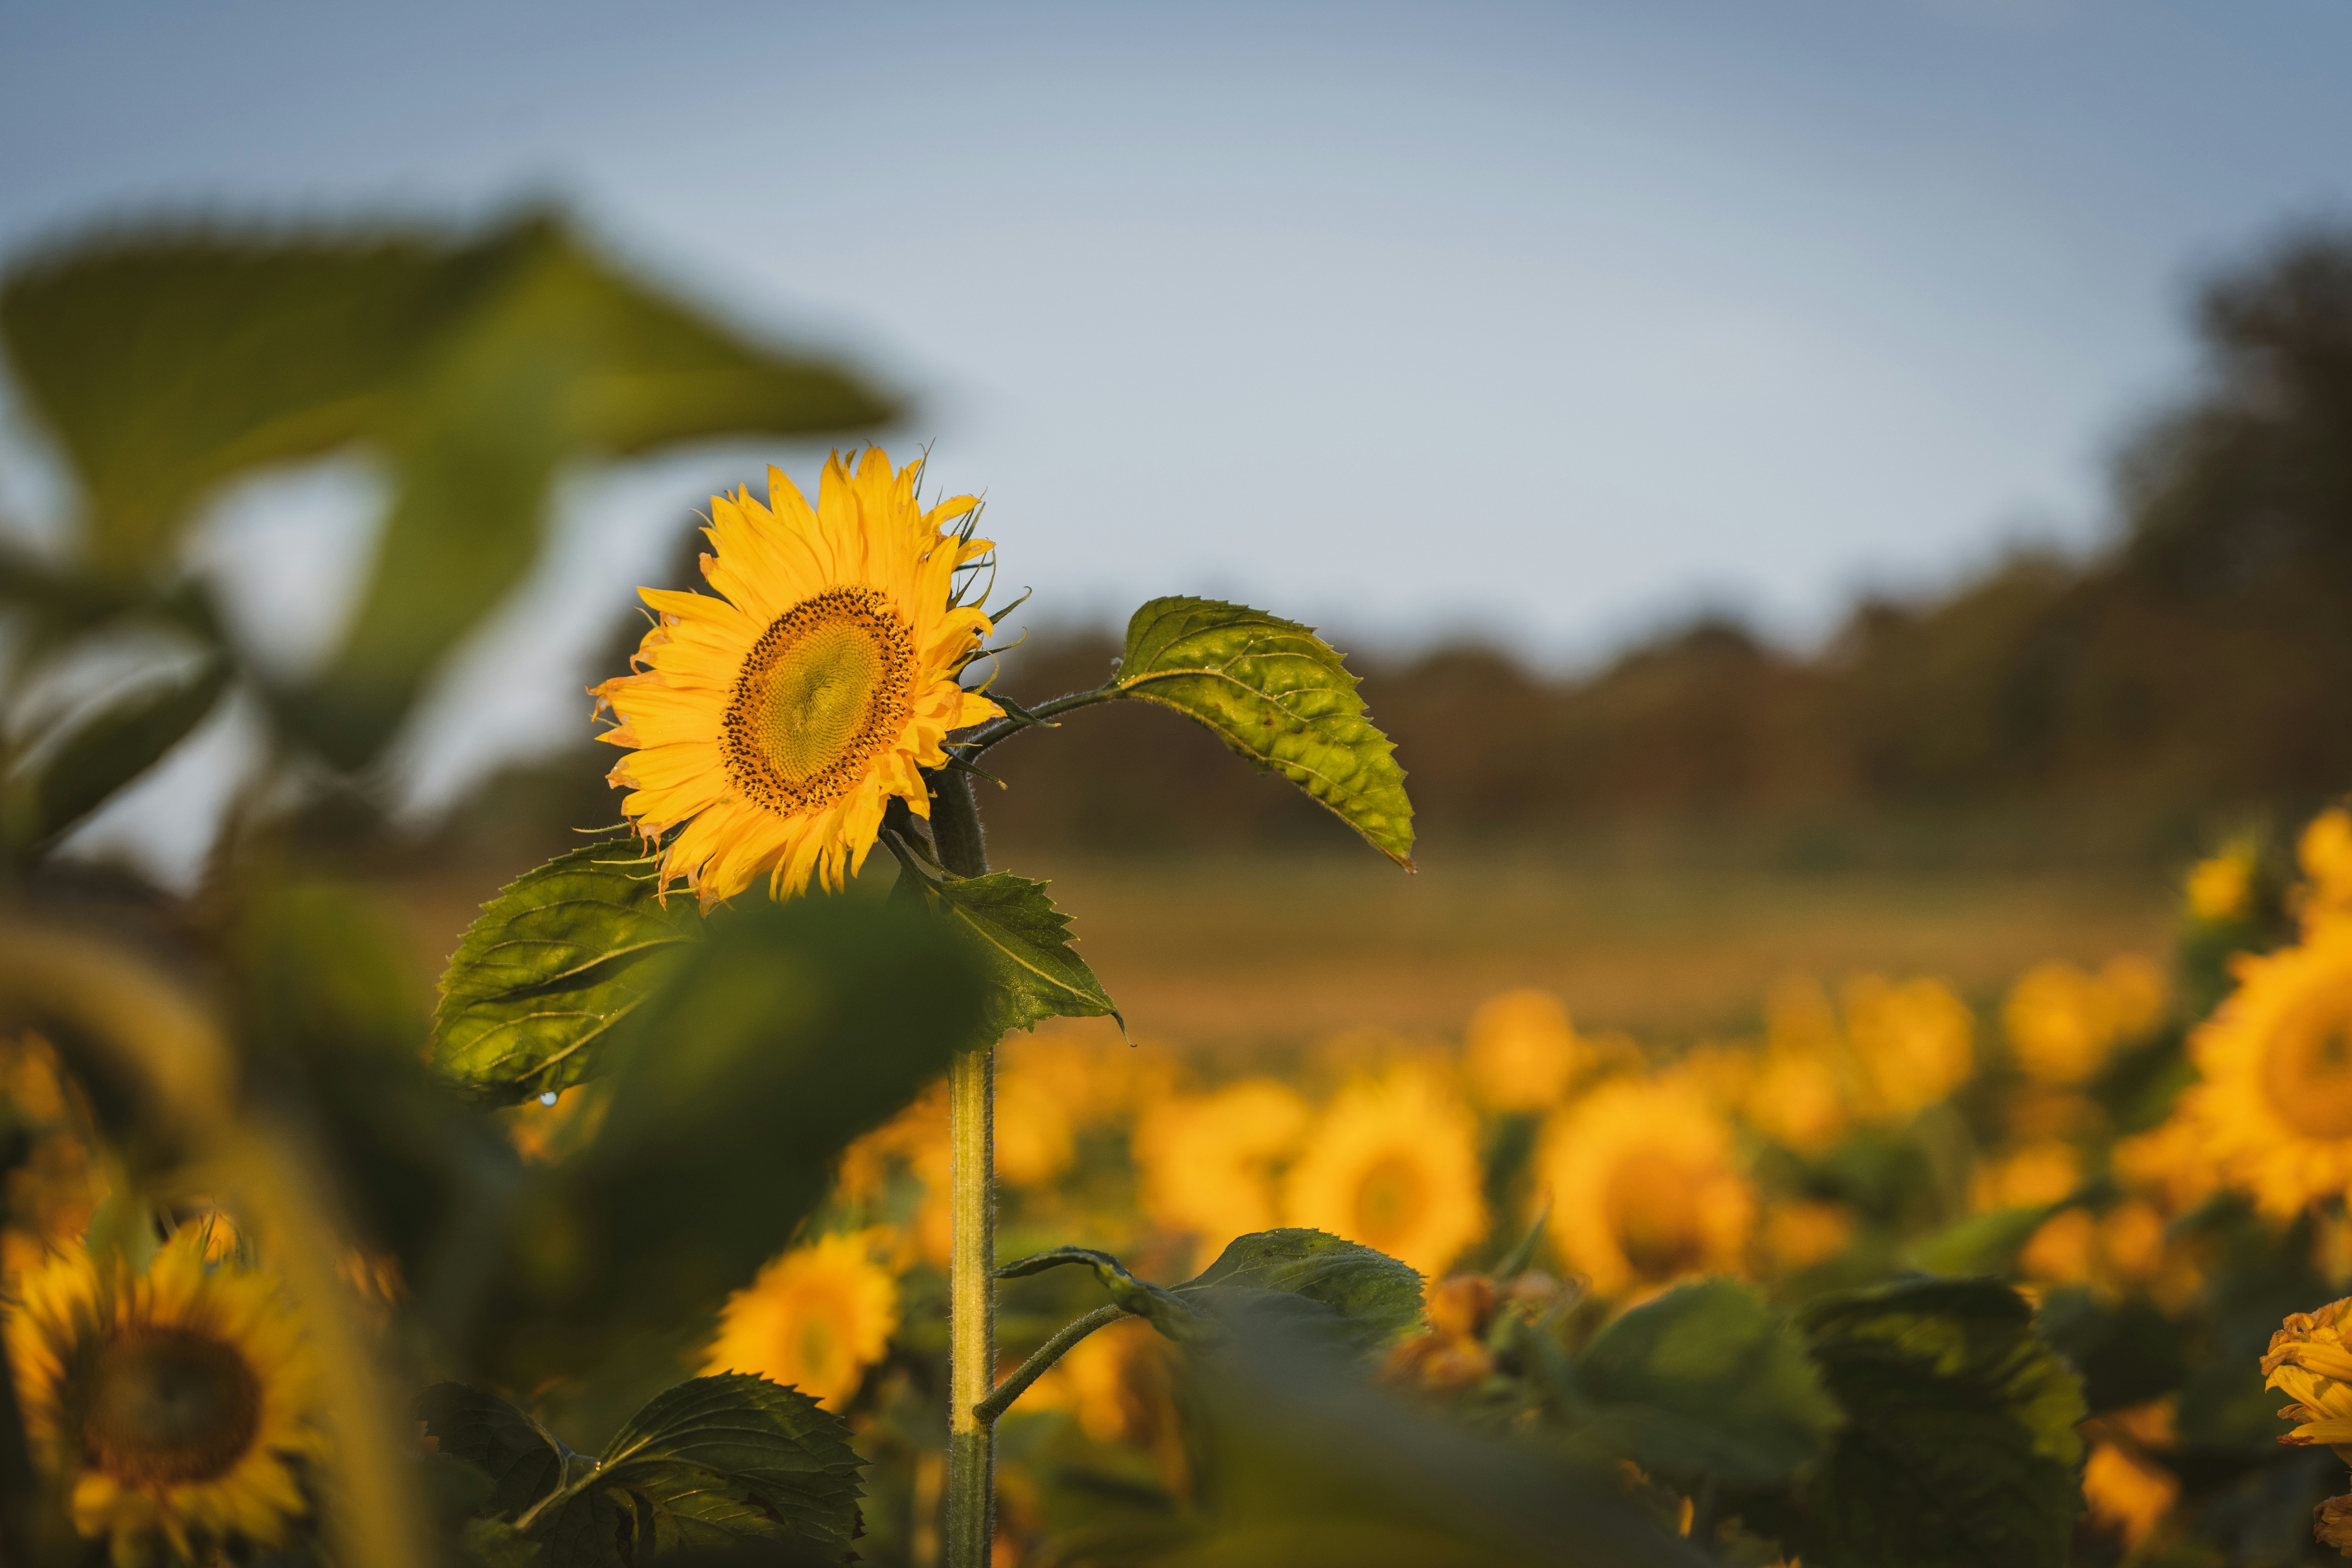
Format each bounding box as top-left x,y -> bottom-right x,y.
916,868 -> 1120,1043
415,1383 -> 585,1521
1900,1203 -> 2065,1278
1564,1279 -> 1840,1489
9,658 -> 229,855
1115,596 -> 1414,867
3,213 -> 897,767
431,842 -> 699,1107
521,1374 -> 862,1568
1772,1277 -> 2085,1568
475,896 -> 986,1382
999,1229 -> 1423,1353
1176,1227 -> 1424,1351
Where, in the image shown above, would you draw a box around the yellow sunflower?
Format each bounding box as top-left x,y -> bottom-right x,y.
1463,988 -> 1584,1113
6,1231 -> 321,1567
1134,1079 -> 1310,1261
1538,1075 -> 1755,1299
2184,922 -> 2352,1218
2187,844 -> 2258,925
1283,1068 -> 1487,1278
2305,808 -> 2352,933
1842,974 -> 1973,1120
703,1230 -> 899,1409
592,450 -> 1001,906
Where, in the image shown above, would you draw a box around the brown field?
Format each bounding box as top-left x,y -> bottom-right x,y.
397,845 -> 2180,1053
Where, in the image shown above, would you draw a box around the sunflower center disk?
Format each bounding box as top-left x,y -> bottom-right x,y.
82,1328 -> 263,1484
2265,989 -> 2352,1140
724,588 -> 917,815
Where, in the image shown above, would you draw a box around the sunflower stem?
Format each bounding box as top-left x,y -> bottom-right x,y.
958,679 -> 1123,760
973,1304 -> 1130,1426
932,767 -> 997,1568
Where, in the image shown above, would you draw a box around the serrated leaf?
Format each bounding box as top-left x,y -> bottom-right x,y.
1000,1229 -> 1423,1354
1564,1279 -> 1840,1489
416,1383 -> 584,1522
920,869 -> 1119,1042
11,657 -> 228,855
1771,1277 -> 2085,1568
431,842 -> 699,1106
1115,596 -> 1414,867
1176,1228 -> 1425,1350
521,1374 -> 863,1568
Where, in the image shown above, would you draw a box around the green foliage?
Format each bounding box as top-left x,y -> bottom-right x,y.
1000,1229 -> 1422,1354
432,842 -> 701,1106
1900,1202 -> 2064,1278
1115,597 -> 1414,867
3,656 -> 228,858
910,867 -> 1121,1043
1768,1278 -> 2086,1568
416,1384 -> 586,1521
0,213 -> 895,766
1563,1279 -> 1840,1490
427,1376 -> 862,1568
1174,1228 -> 1424,1351
474,896 -> 986,1381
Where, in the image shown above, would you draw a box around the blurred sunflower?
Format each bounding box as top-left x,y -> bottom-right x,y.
994,1061 -> 1076,1190
7,1231 -> 321,1567
1843,974 -> 1973,1120
1463,988 -> 1584,1112
1283,1068 -> 1486,1278
1743,1044 -> 1848,1156
2187,843 -> 2258,925
1539,1076 -> 1755,1299
592,450 -> 1000,906
704,1230 -> 899,1409
2003,956 -> 2164,1087
2305,808 -> 2352,932
2185,923 -> 2352,1218
1134,1079 -> 1309,1259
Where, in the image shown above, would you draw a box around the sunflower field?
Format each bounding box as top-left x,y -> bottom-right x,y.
12,218 -> 2352,1568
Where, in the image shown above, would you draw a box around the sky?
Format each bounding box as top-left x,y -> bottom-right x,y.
4,0 -> 2351,871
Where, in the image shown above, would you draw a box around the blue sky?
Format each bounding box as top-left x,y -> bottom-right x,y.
4,0 -> 2351,859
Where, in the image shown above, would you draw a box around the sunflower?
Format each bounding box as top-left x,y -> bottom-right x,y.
2184,923 -> 2352,1218
592,450 -> 1001,906
1283,1068 -> 1487,1278
2188,844 -> 2258,925
2306,809 -> 2352,933
1842,974 -> 1973,1120
704,1230 -> 899,1409
1539,1075 -> 1755,1299
1463,989 -> 1584,1112
1134,1079 -> 1309,1261
2003,957 -> 2164,1087
6,1231 -> 321,1567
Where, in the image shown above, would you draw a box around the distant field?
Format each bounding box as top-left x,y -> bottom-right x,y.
396,844 -> 2180,1053
1001,847 -> 2181,1051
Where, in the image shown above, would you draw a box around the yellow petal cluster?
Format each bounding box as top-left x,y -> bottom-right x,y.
703,1230 -> 900,1409
2181,922 -> 2352,1218
7,1231 -> 321,1567
1283,1067 -> 1487,1278
592,450 -> 1000,906
2003,956 -> 2167,1087
1539,1074 -> 1755,1299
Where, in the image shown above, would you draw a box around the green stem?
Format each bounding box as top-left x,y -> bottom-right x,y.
933,768 -> 996,1568
957,679 -> 1122,760
973,1304 -> 1130,1426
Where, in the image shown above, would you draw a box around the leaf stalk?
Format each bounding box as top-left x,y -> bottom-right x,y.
973,1304 -> 1131,1426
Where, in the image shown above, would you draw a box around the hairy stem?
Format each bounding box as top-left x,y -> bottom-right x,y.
973,1304 -> 1131,1426
958,679 -> 1123,760
934,768 -> 996,1568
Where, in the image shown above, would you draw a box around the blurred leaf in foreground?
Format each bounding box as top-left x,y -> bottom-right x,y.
0,211 -> 897,766
431,841 -> 701,1107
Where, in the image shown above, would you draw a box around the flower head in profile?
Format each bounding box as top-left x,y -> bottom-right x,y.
7,1231 -> 322,1567
704,1230 -> 899,1409
1539,1074 -> 1755,1299
2183,923 -> 2352,1218
2265,1298 -> 2352,1464
592,450 -> 1001,907
1283,1067 -> 1487,1278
